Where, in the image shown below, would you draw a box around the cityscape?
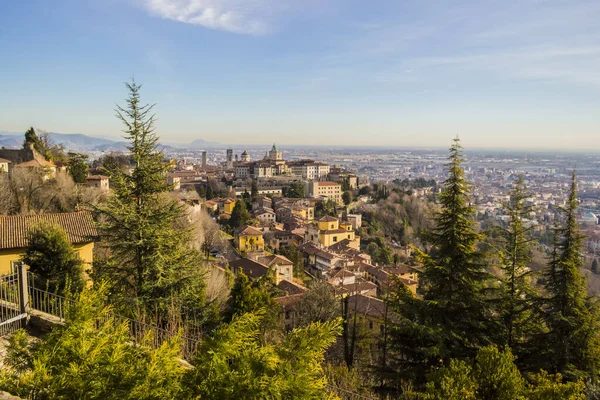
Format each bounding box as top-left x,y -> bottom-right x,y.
1,0 -> 600,399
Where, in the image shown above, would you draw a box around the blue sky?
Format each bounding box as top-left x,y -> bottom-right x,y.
1,0 -> 599,149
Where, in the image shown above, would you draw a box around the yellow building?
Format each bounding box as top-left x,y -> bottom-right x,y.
0,212 -> 98,275
211,197 -> 237,215
308,181 -> 343,204
305,216 -> 360,249
235,226 -> 265,252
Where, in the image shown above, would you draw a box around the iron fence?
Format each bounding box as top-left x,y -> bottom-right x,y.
0,269 -> 200,360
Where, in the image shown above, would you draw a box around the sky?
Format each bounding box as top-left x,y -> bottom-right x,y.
0,0 -> 599,150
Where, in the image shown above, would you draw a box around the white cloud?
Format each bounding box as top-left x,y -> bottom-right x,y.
136,0 -> 276,34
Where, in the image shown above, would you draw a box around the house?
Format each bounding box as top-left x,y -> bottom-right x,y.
0,143 -> 57,178
253,207 -> 276,224
298,243 -> 344,278
252,254 -> 294,283
361,262 -> 419,295
204,200 -> 218,214
167,175 -> 181,191
86,175 -> 110,191
0,158 -> 10,172
275,293 -> 305,330
344,294 -> 396,335
347,214 -> 362,229
305,216 -> 360,249
0,211 -> 98,275
211,197 -> 236,215
264,229 -> 294,251
229,255 -> 294,284
235,226 -> 265,252
308,181 -> 342,204
328,269 -> 378,297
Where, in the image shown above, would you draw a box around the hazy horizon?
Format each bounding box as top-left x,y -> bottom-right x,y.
1,0 -> 599,150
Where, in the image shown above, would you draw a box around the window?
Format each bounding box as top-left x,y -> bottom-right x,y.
333,236 -> 338,242
369,320 -> 374,330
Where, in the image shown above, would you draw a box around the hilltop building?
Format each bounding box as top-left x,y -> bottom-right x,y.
232,145 -> 330,181
305,216 -> 359,249
308,181 -> 342,204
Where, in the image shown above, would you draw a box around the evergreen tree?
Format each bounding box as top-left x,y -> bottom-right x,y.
67,152 -> 89,184
22,222 -> 85,295
388,138 -> 493,386
229,199 -> 251,228
419,345 -> 585,400
184,313 -> 341,399
286,181 -> 305,198
342,190 -> 353,206
542,172 -> 600,380
251,179 -> 258,201
279,245 -> 304,277
495,176 -> 542,358
94,80 -> 204,314
22,126 -> 46,158
0,284 -> 186,400
225,272 -> 279,330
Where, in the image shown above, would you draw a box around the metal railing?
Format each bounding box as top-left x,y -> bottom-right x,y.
28,283 -> 199,360
0,272 -> 26,337
0,268 -> 200,360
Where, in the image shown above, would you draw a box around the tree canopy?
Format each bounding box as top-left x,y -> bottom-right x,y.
22,222 -> 85,295
93,80 -> 205,316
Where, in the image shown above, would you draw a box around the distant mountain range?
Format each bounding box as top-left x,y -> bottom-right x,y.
0,131 -> 222,153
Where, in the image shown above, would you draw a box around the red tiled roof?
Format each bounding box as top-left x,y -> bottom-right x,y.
238,226 -> 263,236
0,211 -> 98,250
319,216 -> 338,222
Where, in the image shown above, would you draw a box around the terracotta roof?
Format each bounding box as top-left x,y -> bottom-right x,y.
277,280 -> 307,295
229,258 -> 269,279
275,293 -> 304,309
319,216 -> 338,222
321,228 -> 349,235
15,158 -> 56,168
345,294 -> 389,319
0,158 -> 11,163
238,226 -> 263,236
0,211 -> 98,250
87,175 -> 109,180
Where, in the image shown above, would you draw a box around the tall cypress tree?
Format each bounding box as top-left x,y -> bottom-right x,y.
495,176 -> 542,356
388,138 -> 493,387
542,172 -> 600,380
95,80 -> 204,315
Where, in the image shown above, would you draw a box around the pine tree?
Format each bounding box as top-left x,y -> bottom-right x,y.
229,200 -> 251,228
251,179 -> 258,201
542,172 -> 600,380
495,176 -> 542,357
419,346 -> 585,400
0,284 -> 186,399
23,126 -> 45,157
67,152 -> 89,184
225,272 -> 280,334
22,222 -> 85,295
94,80 -> 204,315
184,313 -> 341,399
388,138 -> 493,386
